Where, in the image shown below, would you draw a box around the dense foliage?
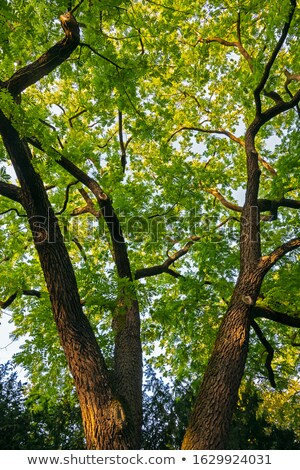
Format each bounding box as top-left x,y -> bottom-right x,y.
0,0 -> 299,449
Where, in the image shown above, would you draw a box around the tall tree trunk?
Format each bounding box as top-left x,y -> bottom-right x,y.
182,104 -> 264,450
181,269 -> 263,449
54,152 -> 144,449
0,110 -> 140,449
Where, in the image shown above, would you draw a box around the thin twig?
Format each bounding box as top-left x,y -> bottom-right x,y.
0,207 -> 26,217
251,319 -> 276,388
56,180 -> 79,215
80,42 -> 124,69
118,110 -> 127,173
70,0 -> 86,14
69,109 -> 87,128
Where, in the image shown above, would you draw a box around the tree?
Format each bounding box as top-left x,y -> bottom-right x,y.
0,362 -> 84,449
0,0 -> 299,449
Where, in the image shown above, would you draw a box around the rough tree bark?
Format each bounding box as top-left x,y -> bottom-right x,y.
1,4 -> 299,451
0,12 -> 142,449
182,0 -> 300,449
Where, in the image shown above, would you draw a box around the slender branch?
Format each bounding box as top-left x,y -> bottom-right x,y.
70,0 -> 86,14
180,90 -> 203,110
258,156 -> 277,177
284,69 -> 300,117
1,13 -> 80,97
0,207 -> 27,217
80,42 -> 124,69
259,237 -> 300,273
138,29 -> 145,55
251,320 -> 276,388
167,126 -> 245,146
122,87 -> 142,116
148,193 -> 182,219
253,305 -> 300,328
200,36 -> 238,47
69,109 -> 87,128
135,218 -> 233,280
72,236 -> 87,260
118,110 -> 127,173
0,289 -> 41,309
204,188 -> 300,219
0,207 -> 26,217
253,0 -> 296,115
168,125 -> 276,175
206,188 -> 243,212
236,11 -> 253,71
56,180 -> 79,215
98,131 -> 118,148
71,188 -> 101,217
39,119 -> 64,149
199,18 -> 253,72
135,265 -> 181,280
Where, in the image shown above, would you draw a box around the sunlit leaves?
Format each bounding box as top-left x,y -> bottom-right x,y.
0,0 -> 299,441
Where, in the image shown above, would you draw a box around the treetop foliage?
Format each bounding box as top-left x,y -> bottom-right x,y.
0,0 -> 299,449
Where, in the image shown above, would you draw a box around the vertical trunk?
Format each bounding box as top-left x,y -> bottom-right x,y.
113,298 -> 143,449
182,124 -> 263,449
182,270 -> 263,449
57,158 -> 143,448
101,201 -> 143,449
0,111 -> 138,449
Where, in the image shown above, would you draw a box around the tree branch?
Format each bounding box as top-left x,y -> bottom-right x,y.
284,69 -> 300,117
0,289 -> 41,309
253,305 -> 300,328
263,89 -> 284,104
206,188 -> 243,212
258,197 -> 300,220
135,218 -> 233,280
70,0 -> 86,14
56,180 -> 80,215
258,156 -> 277,177
80,43 -> 124,69
284,69 -> 300,85
168,125 -> 276,175
0,181 -> 23,204
236,11 -> 253,71
204,188 -> 300,220
2,13 -> 80,97
259,237 -> 300,273
167,126 -> 245,147
71,188 -> 101,217
68,109 -> 87,128
253,0 -> 296,116
251,319 -> 276,388
0,207 -> 26,217
118,110 -> 127,173
198,12 -> 253,72
135,265 -> 181,280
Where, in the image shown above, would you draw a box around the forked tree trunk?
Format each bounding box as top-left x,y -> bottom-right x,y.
0,111 -> 142,449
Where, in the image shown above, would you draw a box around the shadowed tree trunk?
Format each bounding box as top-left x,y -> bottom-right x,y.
1,3 -> 299,451
0,12 -> 142,450
182,0 -> 300,449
